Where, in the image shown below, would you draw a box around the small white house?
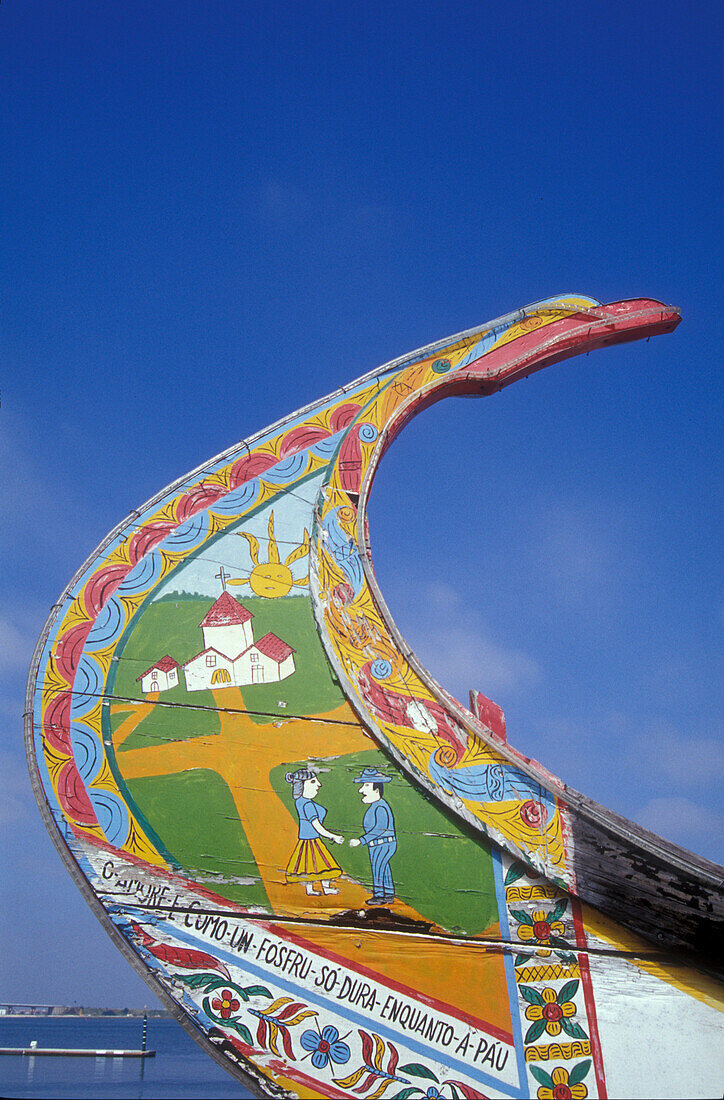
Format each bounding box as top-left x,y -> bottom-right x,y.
182,592 -> 296,691
137,655 -> 180,694
235,631 -> 295,684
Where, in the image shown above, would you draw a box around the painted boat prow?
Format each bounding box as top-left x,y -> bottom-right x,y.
26,295 -> 723,1099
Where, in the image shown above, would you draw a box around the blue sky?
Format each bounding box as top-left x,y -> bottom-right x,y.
1,1 -> 721,1008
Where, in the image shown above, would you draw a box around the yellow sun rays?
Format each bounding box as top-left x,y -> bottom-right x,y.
229,511 -> 310,598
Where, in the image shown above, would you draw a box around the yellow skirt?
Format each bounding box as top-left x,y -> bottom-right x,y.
285,837 -> 342,883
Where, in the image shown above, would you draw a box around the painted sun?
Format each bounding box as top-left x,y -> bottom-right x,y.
229,510 -> 310,598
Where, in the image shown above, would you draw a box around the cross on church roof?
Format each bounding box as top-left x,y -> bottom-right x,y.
215,566 -> 231,592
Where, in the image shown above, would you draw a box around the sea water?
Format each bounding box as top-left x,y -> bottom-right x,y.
0,1016 -> 253,1099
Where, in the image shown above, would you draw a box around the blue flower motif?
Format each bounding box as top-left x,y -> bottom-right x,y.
300,1024 -> 350,1069
371,658 -> 393,680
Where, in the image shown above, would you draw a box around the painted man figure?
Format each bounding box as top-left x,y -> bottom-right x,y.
349,767 -> 397,905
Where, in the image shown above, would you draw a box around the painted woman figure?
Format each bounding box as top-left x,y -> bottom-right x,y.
285,769 -> 344,896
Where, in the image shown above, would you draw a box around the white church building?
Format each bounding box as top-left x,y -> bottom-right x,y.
182,591 -> 295,691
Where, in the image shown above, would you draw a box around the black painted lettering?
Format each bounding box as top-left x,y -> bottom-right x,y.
338,975 -> 353,1001
482,1043 -> 497,1068
230,927 -> 254,954
184,901 -> 201,929
455,1032 -> 471,1056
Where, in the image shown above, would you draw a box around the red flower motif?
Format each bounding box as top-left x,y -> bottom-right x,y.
211,989 -> 240,1020
534,1063 -> 589,1099
520,799 -> 544,827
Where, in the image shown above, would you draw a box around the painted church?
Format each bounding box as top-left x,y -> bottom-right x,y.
183,591 -> 295,691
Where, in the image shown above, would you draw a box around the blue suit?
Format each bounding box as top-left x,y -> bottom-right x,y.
358,798 -> 396,899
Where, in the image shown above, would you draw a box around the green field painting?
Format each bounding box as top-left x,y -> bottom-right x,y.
112,598 -> 341,717
228,596 -> 345,723
112,595 -> 344,752
125,769 -> 270,908
270,750 -> 499,936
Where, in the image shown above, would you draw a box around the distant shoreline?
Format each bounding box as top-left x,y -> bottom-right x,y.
0,1010 -> 170,1019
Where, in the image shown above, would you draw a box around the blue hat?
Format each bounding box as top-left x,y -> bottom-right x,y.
353,767 -> 391,784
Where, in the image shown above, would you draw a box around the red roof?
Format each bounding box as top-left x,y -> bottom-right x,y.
255,632 -> 295,663
182,646 -> 238,667
199,591 -> 254,628
136,655 -> 179,681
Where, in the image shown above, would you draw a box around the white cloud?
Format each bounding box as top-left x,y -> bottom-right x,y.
420,624 -> 540,696
0,615 -> 37,676
256,179 -> 395,241
0,749 -> 33,826
257,180 -> 311,222
396,581 -> 541,699
0,410 -> 57,527
600,712 -> 724,788
0,408 -> 96,566
634,725 -> 724,786
528,500 -> 624,605
635,796 -> 724,859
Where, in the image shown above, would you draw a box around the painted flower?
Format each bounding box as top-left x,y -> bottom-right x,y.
520,799 -> 545,828
300,1024 -> 351,1069
535,1065 -> 588,1100
334,582 -> 355,605
513,900 -> 568,957
211,989 -> 240,1020
525,987 -> 577,1038
337,505 -> 357,525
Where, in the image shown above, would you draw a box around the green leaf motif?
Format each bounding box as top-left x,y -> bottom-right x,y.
519,985 -> 545,1006
509,909 -> 533,926
230,1021 -> 253,1046
514,954 -> 531,967
524,1018 -> 547,1044
561,1019 -> 588,1040
529,1065 -> 554,1088
555,951 -> 578,964
179,972 -> 228,991
568,1059 -> 592,1086
391,1090 -> 422,1100
398,1063 -> 440,1082
244,985 -> 272,999
548,899 -> 568,924
505,862 -> 526,886
558,979 -> 579,1004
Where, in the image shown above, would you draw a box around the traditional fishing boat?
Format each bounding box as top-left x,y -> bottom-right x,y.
26,295 -> 723,1098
